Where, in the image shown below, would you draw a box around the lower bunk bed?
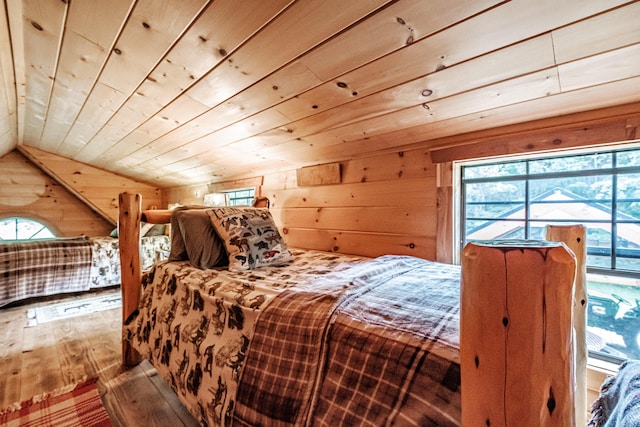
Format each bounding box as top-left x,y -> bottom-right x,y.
119,193 -> 461,426
0,233 -> 169,308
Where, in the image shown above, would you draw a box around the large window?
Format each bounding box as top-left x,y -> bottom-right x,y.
0,217 -> 55,240
460,145 -> 640,362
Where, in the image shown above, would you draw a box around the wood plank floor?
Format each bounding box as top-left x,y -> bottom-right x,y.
0,288 -> 199,426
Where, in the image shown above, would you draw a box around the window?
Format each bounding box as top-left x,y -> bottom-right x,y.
0,217 -> 56,240
203,188 -> 255,207
459,145 -> 640,362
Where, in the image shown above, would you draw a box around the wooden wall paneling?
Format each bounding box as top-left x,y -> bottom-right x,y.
260,149 -> 439,259
265,178 -> 435,209
342,150 -> 435,183
436,162 -> 453,264
20,0 -> 68,147
272,206 -> 435,236
18,146 -> 161,222
281,227 -> 434,259
0,150 -> 114,236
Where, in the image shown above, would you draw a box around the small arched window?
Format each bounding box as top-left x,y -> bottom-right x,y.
0,217 -> 56,240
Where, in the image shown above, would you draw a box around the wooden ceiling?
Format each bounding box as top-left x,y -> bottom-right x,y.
0,0 -> 639,187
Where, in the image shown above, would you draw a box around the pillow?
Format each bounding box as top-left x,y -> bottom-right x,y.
109,222 -> 155,238
207,207 -> 293,271
143,224 -> 166,237
168,207 -> 227,269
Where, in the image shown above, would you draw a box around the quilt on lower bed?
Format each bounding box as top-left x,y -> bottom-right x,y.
0,238 -> 92,307
124,249 -> 461,426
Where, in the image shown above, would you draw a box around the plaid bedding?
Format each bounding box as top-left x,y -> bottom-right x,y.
0,238 -> 93,307
126,249 -> 461,426
234,255 -> 460,426
124,249 -> 367,427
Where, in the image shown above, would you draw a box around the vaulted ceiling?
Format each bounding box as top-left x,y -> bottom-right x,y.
0,0 -> 639,187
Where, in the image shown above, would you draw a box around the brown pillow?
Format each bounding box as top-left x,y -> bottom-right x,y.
168,207 -> 227,269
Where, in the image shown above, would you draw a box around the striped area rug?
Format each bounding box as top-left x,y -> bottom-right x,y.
0,378 -> 112,426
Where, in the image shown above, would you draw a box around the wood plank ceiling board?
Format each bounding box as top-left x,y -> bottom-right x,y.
71,0 -> 210,163
0,0 -> 17,157
551,1 -> 640,64
84,0 -> 294,165
4,1 -> 25,147
115,0 -> 633,183
38,0 -> 135,154
20,0 -> 67,147
95,1 -> 396,172
85,0 -> 392,170
4,0 -> 639,187
106,0 -> 504,174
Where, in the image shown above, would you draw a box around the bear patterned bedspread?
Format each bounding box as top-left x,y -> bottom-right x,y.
124,249 -> 461,426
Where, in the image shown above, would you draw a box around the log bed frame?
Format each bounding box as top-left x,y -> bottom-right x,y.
117,192 -> 588,424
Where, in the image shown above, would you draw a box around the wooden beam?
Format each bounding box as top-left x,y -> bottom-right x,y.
430,109 -> 640,163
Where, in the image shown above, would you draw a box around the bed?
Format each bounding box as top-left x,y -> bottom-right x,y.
119,193 -> 462,426
0,230 -> 169,308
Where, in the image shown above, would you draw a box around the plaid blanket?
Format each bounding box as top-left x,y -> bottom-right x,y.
589,360 -> 640,426
234,255 -> 460,426
0,238 -> 93,307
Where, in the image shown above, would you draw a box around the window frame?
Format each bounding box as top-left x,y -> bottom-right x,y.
456,142 -> 640,366
457,143 -> 640,279
0,216 -> 56,240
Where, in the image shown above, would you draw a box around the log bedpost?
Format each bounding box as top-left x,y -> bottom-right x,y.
119,192 -> 143,366
460,240 -> 576,427
546,225 -> 587,427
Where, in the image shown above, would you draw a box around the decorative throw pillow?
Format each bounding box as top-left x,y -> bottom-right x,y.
207,207 -> 293,271
168,207 -> 227,269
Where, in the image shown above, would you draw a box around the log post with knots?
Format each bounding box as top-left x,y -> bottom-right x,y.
546,224 -> 587,427
460,239 -> 576,427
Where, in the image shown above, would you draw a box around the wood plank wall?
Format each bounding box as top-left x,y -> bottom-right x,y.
263,150 -> 436,260
19,145 -> 162,223
0,150 -> 113,237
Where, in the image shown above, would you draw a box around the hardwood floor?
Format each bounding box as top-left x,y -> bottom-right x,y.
0,288 -> 199,426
